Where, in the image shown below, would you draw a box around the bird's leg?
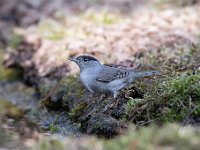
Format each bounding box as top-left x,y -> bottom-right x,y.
113,91 -> 119,99
86,85 -> 94,94
113,91 -> 120,109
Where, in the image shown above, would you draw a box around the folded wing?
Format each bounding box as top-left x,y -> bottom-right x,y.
95,65 -> 134,82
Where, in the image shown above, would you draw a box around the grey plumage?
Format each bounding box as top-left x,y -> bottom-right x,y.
69,55 -> 159,98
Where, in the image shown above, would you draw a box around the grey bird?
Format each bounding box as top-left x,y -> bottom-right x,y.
69,55 -> 159,98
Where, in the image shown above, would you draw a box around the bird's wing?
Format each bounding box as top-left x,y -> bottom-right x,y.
96,65 -> 133,82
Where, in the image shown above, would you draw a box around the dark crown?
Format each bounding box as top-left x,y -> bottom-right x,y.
78,55 -> 98,61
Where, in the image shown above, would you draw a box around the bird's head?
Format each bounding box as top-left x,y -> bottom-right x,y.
69,55 -> 102,71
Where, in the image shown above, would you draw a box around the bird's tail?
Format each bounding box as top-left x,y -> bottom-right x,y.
132,70 -> 160,79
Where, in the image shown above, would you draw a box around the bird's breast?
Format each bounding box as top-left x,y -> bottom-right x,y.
80,70 -> 97,87
80,69 -> 109,93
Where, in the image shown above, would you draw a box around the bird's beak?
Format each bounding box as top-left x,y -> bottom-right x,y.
69,57 -> 76,62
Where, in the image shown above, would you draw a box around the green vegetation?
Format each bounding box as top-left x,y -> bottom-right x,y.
0,50 -> 22,81
0,33 -> 23,80
160,74 -> 200,121
68,102 -> 88,121
123,44 -> 200,123
0,99 -> 23,118
32,137 -> 64,150
32,124 -> 200,150
38,21 -> 66,40
125,71 -> 200,123
62,76 -> 85,108
49,123 -> 58,133
104,124 -> 200,150
8,34 -> 23,48
81,10 -> 120,25
62,76 -> 85,99
125,98 -> 144,113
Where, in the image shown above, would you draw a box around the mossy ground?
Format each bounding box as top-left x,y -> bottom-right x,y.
31,124 -> 200,150
123,44 -> 200,125
1,0 -> 200,149
0,50 -> 22,81
125,74 -> 200,123
38,44 -> 200,138
104,124 -> 200,150
0,99 -> 23,118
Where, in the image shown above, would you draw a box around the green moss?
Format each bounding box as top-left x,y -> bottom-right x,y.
124,44 -> 200,123
8,34 -> 23,48
39,75 -> 86,112
38,21 -> 66,40
32,137 -> 64,150
0,67 -> 21,81
31,124 -> 200,150
49,123 -> 58,133
62,76 -> 86,112
98,98 -> 110,110
0,50 -> 22,81
138,44 -> 200,74
159,74 -> 200,121
0,99 -> 23,118
68,102 -> 88,121
104,124 -> 200,150
81,10 -> 120,25
125,98 -> 144,113
38,81 -> 58,98
125,74 -> 200,123
62,76 -> 85,99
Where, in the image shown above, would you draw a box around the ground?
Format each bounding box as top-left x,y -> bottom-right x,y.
0,0 -> 200,149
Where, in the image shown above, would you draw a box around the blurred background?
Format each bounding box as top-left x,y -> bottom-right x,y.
0,0 -> 200,149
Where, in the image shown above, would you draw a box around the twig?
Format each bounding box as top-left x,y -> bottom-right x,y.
136,118 -> 158,126
182,105 -> 200,125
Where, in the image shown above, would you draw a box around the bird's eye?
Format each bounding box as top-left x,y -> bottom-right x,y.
83,58 -> 88,62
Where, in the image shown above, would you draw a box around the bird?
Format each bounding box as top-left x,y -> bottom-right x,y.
69,55 -> 159,98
